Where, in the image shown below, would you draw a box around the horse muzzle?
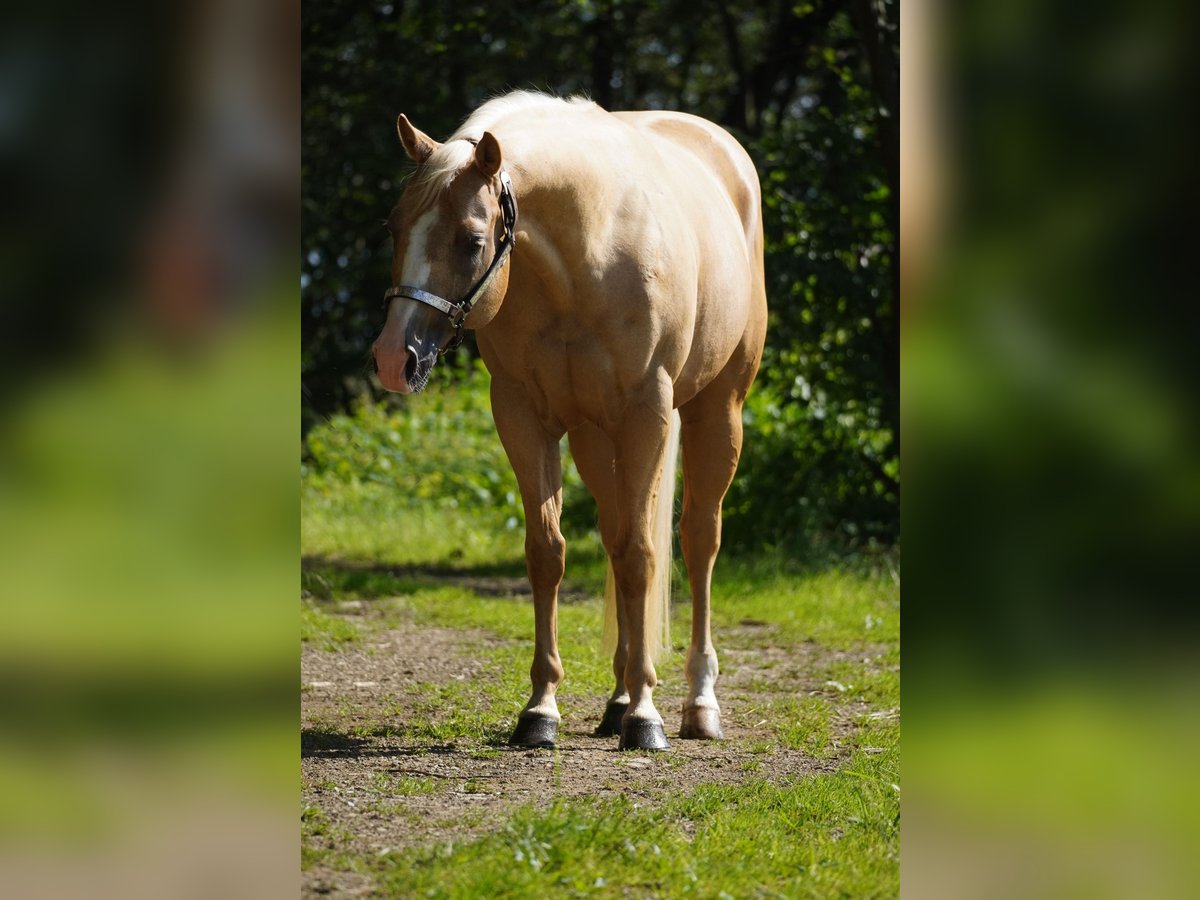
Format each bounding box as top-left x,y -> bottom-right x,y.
373,341 -> 438,394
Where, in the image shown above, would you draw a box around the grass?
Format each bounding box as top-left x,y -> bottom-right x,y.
300,551 -> 900,895
300,601 -> 360,650
301,376 -> 899,896
302,480 -> 531,570
372,764 -> 898,899
372,772 -> 445,797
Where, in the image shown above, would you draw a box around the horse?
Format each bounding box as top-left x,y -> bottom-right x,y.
371,91 -> 767,751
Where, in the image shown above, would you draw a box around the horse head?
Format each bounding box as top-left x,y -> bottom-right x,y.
372,115 -> 513,393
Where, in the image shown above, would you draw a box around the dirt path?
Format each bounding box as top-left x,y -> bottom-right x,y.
301,597 -> 879,897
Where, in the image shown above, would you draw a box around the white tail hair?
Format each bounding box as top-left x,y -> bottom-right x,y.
602,410 -> 681,664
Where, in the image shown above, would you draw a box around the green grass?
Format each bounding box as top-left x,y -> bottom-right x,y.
301,375 -> 900,896
302,803 -> 363,873
775,696 -> 836,756
300,600 -> 360,650
371,761 -> 898,898
712,558 -> 900,650
372,772 -> 445,797
302,481 -> 530,569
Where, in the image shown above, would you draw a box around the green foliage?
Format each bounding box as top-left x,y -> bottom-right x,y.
302,363 -> 901,563
746,100 -> 899,544
302,0 -> 899,548
302,362 -> 600,561
728,379 -> 897,551
304,362 -> 524,526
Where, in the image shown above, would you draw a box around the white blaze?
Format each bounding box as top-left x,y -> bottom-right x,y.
386,208 -> 439,328
401,208 -> 437,287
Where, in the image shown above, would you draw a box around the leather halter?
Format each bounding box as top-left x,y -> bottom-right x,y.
383,157 -> 517,353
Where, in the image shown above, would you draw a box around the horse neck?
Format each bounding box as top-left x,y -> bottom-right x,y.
503,136 -> 613,307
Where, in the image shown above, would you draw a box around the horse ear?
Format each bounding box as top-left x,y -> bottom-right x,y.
474,131 -> 502,179
396,114 -> 438,164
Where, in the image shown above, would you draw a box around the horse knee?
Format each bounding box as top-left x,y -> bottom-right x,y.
525,530 -> 565,589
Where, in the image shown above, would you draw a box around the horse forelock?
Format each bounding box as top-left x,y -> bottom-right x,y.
405,140 -> 475,215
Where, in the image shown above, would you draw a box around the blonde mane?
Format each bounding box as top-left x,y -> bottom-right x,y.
407,91 -> 594,211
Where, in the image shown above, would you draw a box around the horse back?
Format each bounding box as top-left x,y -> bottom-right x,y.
611,110 -> 763,253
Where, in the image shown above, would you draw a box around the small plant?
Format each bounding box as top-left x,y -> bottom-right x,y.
372,772 -> 442,797
301,601 -> 359,650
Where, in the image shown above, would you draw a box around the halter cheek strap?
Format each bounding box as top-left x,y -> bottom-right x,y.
383,168 -> 518,353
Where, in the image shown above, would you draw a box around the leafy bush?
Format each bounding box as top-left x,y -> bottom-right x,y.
723,376 -> 899,553
303,361 -> 592,534
303,358 -> 897,560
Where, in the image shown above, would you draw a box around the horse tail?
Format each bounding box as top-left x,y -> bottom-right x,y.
649,409 -> 681,662
601,409 -> 680,664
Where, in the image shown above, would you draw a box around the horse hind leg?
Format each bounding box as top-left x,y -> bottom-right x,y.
678,385 -> 749,740
608,391 -> 677,751
566,424 -> 628,737
594,566 -> 629,737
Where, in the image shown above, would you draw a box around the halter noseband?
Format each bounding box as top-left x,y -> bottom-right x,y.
382,161 -> 518,354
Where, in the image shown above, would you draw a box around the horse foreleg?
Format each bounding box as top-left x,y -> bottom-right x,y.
493,380 -> 566,749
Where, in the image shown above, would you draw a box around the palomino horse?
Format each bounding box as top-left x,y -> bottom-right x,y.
372,92 -> 766,751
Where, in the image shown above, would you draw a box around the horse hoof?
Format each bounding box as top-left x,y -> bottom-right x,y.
593,701 -> 628,737
509,715 -> 558,748
619,718 -> 670,751
679,706 -> 724,740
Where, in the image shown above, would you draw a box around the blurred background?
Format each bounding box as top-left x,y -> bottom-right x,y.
5,0 -> 1199,894
903,0 -> 1200,895
0,0 -> 297,897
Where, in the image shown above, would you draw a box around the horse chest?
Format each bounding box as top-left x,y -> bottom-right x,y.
483,324 -> 622,431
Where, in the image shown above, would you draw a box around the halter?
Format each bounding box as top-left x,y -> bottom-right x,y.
382,159 -> 518,353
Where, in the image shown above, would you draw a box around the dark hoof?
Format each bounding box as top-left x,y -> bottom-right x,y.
509,715 -> 558,748
593,701 -> 629,737
679,706 -> 724,740
619,718 -> 670,751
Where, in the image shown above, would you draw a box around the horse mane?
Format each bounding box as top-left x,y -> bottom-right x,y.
407,91 -> 594,211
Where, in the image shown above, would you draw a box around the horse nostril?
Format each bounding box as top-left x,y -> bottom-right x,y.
404,349 -> 418,385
